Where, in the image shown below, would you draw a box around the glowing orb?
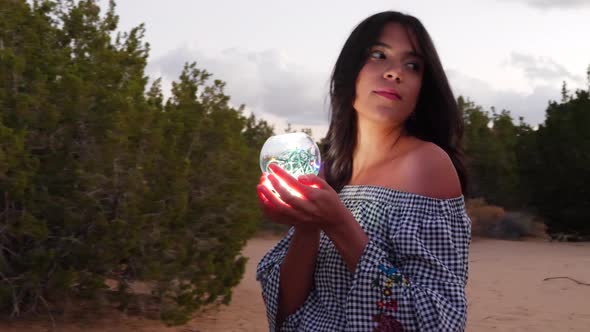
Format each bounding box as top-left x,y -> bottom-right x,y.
259,132 -> 322,177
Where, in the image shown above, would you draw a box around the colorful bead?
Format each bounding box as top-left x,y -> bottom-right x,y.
385,279 -> 394,288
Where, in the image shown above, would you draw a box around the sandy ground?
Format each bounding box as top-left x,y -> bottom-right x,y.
1,234 -> 589,332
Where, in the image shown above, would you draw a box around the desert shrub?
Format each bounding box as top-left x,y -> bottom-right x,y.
466,198 -> 546,239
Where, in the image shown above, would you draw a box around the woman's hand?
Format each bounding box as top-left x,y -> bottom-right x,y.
256,163 -> 354,232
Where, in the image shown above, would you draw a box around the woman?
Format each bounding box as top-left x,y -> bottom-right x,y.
256,11 -> 471,332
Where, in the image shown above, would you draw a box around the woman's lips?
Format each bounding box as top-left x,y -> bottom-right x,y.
374,90 -> 402,101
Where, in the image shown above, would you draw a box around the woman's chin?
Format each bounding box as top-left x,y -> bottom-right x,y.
358,109 -> 407,126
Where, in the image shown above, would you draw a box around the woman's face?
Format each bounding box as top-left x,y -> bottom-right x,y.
353,23 -> 424,127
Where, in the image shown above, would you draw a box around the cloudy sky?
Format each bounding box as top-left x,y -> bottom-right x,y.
104,0 -> 589,139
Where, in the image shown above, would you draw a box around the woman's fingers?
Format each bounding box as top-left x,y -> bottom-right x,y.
267,173 -> 315,214
298,173 -> 330,190
268,164 -> 313,198
257,185 -> 288,222
257,185 -> 268,202
258,184 -> 285,206
257,184 -> 313,224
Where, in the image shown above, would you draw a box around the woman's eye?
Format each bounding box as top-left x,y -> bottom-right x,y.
369,50 -> 385,59
406,62 -> 421,71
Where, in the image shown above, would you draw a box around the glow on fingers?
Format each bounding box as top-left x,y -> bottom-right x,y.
261,175 -> 306,208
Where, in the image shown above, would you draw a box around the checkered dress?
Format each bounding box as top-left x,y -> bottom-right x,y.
256,185 -> 471,332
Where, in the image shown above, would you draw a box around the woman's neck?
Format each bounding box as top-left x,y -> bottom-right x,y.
351,119 -> 406,180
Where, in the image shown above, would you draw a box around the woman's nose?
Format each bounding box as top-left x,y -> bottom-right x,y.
383,66 -> 402,83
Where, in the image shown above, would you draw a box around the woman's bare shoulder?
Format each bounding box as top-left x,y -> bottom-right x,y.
398,140 -> 462,199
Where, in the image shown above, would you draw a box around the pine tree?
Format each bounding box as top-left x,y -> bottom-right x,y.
561,81 -> 569,102
530,88 -> 590,237
0,0 -> 271,324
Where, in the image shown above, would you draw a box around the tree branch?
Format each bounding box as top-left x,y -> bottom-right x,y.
543,276 -> 590,286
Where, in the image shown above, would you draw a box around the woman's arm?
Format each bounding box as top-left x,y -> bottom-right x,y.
258,166 -> 327,330
323,213 -> 368,273
275,226 -> 320,329
276,167 -> 330,327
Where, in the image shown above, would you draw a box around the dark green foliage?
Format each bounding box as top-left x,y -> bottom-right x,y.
460,81 -> 590,238
0,0 -> 274,324
460,98 -> 524,208
524,89 -> 590,236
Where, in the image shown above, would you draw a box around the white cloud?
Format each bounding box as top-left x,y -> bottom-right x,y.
147,46 -> 579,137
505,52 -> 584,84
148,47 -> 331,129
447,69 -> 561,125
496,0 -> 590,9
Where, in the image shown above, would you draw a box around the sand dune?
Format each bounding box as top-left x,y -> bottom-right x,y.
466,238 -> 590,331
1,234 -> 589,331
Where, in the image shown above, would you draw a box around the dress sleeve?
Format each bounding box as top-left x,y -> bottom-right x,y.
345,201 -> 471,332
255,227 -> 313,332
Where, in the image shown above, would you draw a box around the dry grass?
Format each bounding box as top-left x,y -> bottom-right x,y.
466,198 -> 547,240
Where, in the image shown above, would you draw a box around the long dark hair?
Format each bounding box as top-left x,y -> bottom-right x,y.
323,11 -> 468,195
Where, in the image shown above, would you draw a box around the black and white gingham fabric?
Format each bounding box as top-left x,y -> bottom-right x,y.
256,185 -> 471,332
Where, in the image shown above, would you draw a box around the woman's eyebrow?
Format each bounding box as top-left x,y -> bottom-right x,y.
372,41 -> 424,59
